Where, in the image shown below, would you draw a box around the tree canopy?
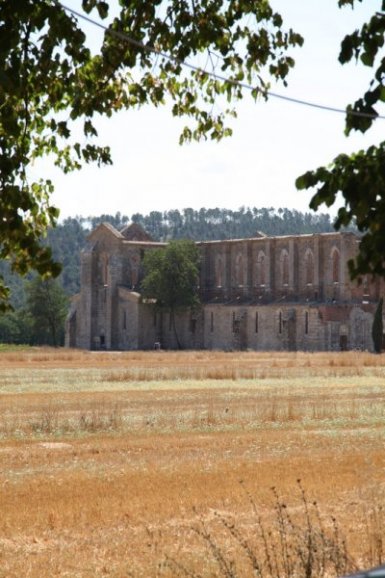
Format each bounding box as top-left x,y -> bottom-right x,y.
0,276 -> 68,346
4,0 -> 385,303
296,0 -> 385,279
141,240 -> 200,348
25,277 -> 68,346
0,0 -> 302,308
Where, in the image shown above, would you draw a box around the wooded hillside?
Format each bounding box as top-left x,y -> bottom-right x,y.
4,207 -> 337,301
0,207 -> 338,345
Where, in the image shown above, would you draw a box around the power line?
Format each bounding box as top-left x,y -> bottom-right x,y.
58,1 -> 385,122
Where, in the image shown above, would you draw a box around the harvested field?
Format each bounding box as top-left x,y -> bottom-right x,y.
1,348 -> 385,577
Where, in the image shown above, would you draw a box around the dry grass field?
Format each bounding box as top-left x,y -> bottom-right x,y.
1,348 -> 385,577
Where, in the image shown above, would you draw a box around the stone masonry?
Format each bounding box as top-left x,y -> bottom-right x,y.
65,222 -> 385,352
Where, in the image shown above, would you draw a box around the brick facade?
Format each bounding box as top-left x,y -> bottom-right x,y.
65,223 -> 384,352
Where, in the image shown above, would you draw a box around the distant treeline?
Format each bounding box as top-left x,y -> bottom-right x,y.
1,207 -> 339,305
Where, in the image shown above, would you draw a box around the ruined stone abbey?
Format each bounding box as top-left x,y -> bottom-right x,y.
66,222 -> 384,352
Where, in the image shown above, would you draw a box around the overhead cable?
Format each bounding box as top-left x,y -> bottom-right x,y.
58,1 -> 385,122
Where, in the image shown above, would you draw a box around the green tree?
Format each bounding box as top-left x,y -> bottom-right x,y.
47,217 -> 88,296
296,1 -> 385,279
141,240 -> 200,349
25,277 -> 68,346
0,309 -> 31,345
372,297 -> 384,354
0,1 -> 302,308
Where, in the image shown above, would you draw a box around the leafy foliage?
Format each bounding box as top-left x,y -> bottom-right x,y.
141,240 -> 200,348
47,218 -> 87,296
25,277 -> 69,347
131,206 -> 336,242
296,1 -> 385,278
0,0 -> 302,307
141,240 -> 200,310
0,309 -> 30,345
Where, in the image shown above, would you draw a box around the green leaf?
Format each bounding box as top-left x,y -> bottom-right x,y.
0,0 -> 304,305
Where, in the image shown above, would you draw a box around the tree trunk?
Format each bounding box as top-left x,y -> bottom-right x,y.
171,309 -> 181,350
372,297 -> 383,354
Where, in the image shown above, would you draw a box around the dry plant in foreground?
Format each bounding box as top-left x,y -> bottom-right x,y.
166,481 -> 353,578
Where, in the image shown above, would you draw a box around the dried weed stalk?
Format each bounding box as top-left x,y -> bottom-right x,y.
166,481 -> 356,578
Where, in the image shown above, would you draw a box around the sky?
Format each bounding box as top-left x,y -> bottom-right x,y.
33,0 -> 385,220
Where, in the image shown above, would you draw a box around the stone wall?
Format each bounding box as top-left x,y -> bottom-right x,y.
66,223 -> 383,352
199,232 -> 373,304
201,303 -> 375,352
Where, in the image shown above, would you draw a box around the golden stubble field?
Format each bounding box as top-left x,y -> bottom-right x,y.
1,348 -> 385,577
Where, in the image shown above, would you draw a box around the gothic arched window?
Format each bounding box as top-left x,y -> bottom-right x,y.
215,256 -> 224,287
256,251 -> 266,286
131,254 -> 139,287
331,248 -> 340,283
281,250 -> 289,286
101,253 -> 109,286
235,253 -> 244,286
305,249 -> 314,285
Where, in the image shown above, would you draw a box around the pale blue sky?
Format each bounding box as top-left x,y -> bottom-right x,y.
33,0 -> 385,219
